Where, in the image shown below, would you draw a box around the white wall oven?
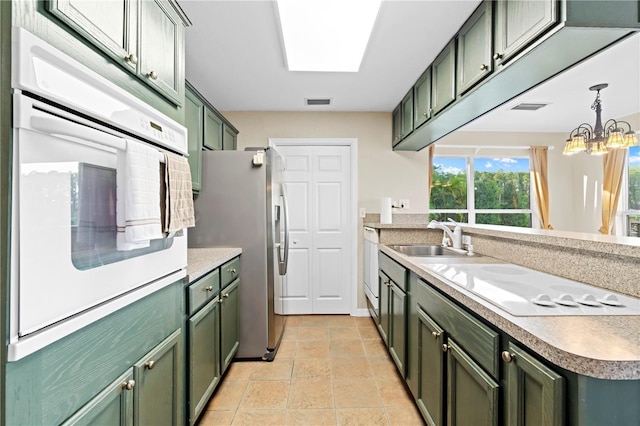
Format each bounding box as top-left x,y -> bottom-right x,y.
9,28 -> 188,361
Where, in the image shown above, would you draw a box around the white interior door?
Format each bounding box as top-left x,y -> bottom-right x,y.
275,143 -> 352,314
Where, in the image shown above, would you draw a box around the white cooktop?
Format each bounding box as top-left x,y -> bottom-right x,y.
418,262 -> 640,316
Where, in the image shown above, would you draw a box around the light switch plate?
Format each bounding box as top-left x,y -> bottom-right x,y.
359,208 -> 366,218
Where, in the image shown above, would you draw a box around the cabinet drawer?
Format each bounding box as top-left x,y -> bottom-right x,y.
188,269 -> 220,315
416,278 -> 499,378
379,252 -> 407,291
221,257 -> 240,288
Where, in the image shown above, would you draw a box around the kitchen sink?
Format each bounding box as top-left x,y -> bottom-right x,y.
388,244 -> 467,257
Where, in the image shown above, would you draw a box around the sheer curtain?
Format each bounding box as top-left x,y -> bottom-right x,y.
529,146 -> 553,229
599,148 -> 627,235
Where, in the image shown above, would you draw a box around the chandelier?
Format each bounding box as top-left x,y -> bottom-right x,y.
563,83 -> 638,156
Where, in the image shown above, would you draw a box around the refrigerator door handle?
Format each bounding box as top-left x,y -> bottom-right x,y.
278,185 -> 290,275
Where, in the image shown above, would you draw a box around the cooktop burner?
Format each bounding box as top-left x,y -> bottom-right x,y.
418,263 -> 640,316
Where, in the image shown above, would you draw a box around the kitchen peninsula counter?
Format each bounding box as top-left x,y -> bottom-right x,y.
379,244 -> 640,380
187,247 -> 242,283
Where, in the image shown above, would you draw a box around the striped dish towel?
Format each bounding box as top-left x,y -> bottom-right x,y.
163,152 -> 195,233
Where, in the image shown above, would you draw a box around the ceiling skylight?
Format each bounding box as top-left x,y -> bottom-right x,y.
276,0 -> 382,72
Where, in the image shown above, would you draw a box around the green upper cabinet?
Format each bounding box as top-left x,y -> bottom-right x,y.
494,0 -> 558,66
138,0 -> 185,105
133,330 -> 182,426
204,107 -> 223,150
185,85 -> 204,193
392,104 -> 402,146
401,89 -> 414,140
431,39 -> 456,115
457,1 -> 493,95
413,67 -> 432,129
222,124 -> 238,151
47,0 -> 188,106
503,342 -> 565,426
47,0 -> 138,73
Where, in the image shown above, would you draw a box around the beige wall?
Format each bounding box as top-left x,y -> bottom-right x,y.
222,111 -> 431,215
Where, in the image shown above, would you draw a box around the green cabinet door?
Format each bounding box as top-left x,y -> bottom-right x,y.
416,307 -> 445,426
139,0 -> 185,105
204,107 -> 223,150
47,0 -> 138,73
185,86 -> 204,192
494,0 -> 558,66
222,124 -> 238,150
133,330 -> 182,426
389,282 -> 407,377
220,278 -> 240,374
447,339 -> 500,426
62,369 -> 134,426
377,270 -> 391,345
431,40 -> 456,115
400,89 -> 414,141
413,68 -> 432,128
188,297 -> 221,425
392,104 -> 402,146
504,342 -> 564,426
457,1 -> 493,95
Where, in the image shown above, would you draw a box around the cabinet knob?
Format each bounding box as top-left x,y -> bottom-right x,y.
223,293 -> 230,298
204,286 -> 213,292
442,344 -> 449,352
431,331 -> 441,339
480,64 -> 488,71
147,70 -> 158,80
428,108 -> 433,114
493,53 -> 503,61
502,351 -> 514,363
423,112 -> 428,117
145,360 -> 155,370
122,379 -> 135,391
125,53 -> 138,65
383,280 -> 391,287
229,268 -> 237,274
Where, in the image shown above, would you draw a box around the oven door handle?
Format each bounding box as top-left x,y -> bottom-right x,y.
30,115 -> 127,151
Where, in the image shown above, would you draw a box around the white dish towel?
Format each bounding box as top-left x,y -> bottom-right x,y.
116,139 -> 163,250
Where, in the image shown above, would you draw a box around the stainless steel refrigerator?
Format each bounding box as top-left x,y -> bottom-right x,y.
188,148 -> 289,360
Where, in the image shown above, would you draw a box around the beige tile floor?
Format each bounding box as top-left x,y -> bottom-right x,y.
197,315 -> 424,425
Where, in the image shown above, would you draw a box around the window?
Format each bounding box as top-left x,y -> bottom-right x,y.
624,145 -> 640,236
430,155 -> 532,227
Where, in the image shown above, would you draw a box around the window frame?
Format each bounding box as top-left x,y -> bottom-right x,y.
429,154 -> 534,227
620,145 -> 640,236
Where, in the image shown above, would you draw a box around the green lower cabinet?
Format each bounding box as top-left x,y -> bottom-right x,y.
389,281 -> 407,376
377,270 -> 391,345
504,341 -> 564,426
220,278 -> 240,374
62,369 -> 134,426
416,307 -> 445,426
134,329 -> 182,426
188,296 -> 221,425
447,339 -> 500,426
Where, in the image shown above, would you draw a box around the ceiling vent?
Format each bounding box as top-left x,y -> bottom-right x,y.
305,98 -> 331,106
511,103 -> 549,111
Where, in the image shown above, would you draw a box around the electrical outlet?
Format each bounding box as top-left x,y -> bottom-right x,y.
359,208 -> 366,218
462,235 -> 471,245
400,199 -> 410,209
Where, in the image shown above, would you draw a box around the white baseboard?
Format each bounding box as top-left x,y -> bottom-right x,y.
350,308 -> 371,317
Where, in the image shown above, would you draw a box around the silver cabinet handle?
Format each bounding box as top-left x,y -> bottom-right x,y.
442,344 -> 449,352
147,70 -> 158,80
145,360 -> 155,370
229,268 -> 237,274
423,112 -> 428,117
431,331 -> 441,339
125,53 -> 138,65
122,380 -> 135,390
480,64 -> 488,71
493,53 -> 503,61
502,351 -> 514,363
223,293 -> 230,298
204,286 -> 213,292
